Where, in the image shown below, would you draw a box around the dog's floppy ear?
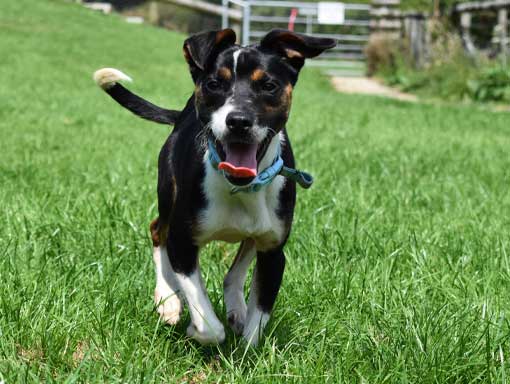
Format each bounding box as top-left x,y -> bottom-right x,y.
260,29 -> 336,70
183,29 -> 236,82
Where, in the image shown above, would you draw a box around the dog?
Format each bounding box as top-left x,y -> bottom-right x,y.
93,29 -> 335,346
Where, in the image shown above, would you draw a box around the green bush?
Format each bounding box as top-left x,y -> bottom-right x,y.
375,20 -> 510,104
467,66 -> 510,102
382,52 -> 510,103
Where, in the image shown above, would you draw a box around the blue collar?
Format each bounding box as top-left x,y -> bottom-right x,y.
207,138 -> 313,194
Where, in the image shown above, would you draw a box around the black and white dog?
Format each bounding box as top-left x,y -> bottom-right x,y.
94,29 -> 335,346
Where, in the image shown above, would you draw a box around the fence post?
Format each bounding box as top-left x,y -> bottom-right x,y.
498,8 -> 508,61
222,0 -> 229,29
305,14 -> 313,34
403,12 -> 427,68
149,1 -> 160,25
460,11 -> 476,56
242,1 -> 251,46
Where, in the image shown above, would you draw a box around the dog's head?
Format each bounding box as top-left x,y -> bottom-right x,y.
184,29 -> 335,185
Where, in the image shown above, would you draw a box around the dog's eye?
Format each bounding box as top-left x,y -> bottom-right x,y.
205,79 -> 221,92
261,81 -> 278,92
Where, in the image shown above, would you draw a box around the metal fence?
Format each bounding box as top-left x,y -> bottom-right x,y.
454,1 -> 510,61
221,0 -> 371,76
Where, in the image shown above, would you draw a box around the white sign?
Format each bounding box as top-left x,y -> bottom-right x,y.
318,2 -> 345,25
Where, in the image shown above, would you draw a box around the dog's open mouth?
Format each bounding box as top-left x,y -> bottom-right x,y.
214,137 -> 272,186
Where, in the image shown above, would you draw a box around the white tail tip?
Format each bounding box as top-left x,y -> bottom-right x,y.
93,68 -> 132,90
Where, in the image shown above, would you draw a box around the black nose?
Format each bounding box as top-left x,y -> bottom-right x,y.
226,112 -> 254,133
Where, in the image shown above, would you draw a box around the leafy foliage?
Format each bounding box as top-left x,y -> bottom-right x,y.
376,20 -> 510,104
468,65 -> 510,102
386,58 -> 510,103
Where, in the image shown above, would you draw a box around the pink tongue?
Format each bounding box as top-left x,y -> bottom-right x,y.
218,143 -> 258,178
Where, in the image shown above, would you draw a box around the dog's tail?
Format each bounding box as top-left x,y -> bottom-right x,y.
93,68 -> 179,125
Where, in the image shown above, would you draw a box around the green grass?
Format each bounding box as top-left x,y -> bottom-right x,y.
2,1 -> 510,382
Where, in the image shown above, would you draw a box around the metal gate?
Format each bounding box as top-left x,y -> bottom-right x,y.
221,0 -> 371,76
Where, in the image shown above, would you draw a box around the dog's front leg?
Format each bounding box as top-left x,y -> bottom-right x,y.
224,239 -> 256,335
153,245 -> 182,325
167,231 -> 225,345
243,246 -> 285,346
151,218 -> 182,325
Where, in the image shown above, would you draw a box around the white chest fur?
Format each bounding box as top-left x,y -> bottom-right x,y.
195,136 -> 286,251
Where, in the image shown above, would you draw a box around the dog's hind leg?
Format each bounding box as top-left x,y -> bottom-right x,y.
151,218 -> 182,325
243,247 -> 285,346
223,239 -> 256,335
166,230 -> 225,345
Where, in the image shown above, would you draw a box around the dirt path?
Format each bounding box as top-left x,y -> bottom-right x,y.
331,77 -> 417,102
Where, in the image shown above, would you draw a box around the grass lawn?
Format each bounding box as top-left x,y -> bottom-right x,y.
2,1 -> 510,382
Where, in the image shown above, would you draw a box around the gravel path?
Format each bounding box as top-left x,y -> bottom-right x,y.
331,77 -> 417,102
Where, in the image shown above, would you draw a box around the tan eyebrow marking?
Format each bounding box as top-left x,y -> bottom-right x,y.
250,69 -> 266,81
218,67 -> 232,80
284,83 -> 293,100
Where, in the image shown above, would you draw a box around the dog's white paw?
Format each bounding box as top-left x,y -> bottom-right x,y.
154,289 -> 182,325
93,68 -> 132,90
186,322 -> 225,345
242,310 -> 270,347
227,307 -> 247,335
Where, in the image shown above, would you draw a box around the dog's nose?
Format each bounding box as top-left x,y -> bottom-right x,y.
226,112 -> 253,133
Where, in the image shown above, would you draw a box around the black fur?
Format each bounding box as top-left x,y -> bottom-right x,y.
105,83 -> 180,125
96,29 -> 335,342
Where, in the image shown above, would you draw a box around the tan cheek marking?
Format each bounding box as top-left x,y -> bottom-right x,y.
283,84 -> 293,117
284,84 -> 293,102
251,69 -> 265,81
218,67 -> 232,81
283,84 -> 293,118
277,84 -> 293,107
264,104 -> 277,113
263,84 -> 293,115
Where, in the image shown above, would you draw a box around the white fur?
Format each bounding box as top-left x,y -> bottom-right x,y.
258,131 -> 284,170
243,269 -> 271,346
233,49 -> 242,74
196,119 -> 285,345
196,133 -> 285,344
251,124 -> 270,144
210,100 -> 268,143
153,246 -> 182,325
210,99 -> 235,141
244,309 -> 270,347
195,133 -> 286,251
175,268 -> 225,344
210,101 -> 268,143
224,240 -> 256,334
93,68 -> 132,90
